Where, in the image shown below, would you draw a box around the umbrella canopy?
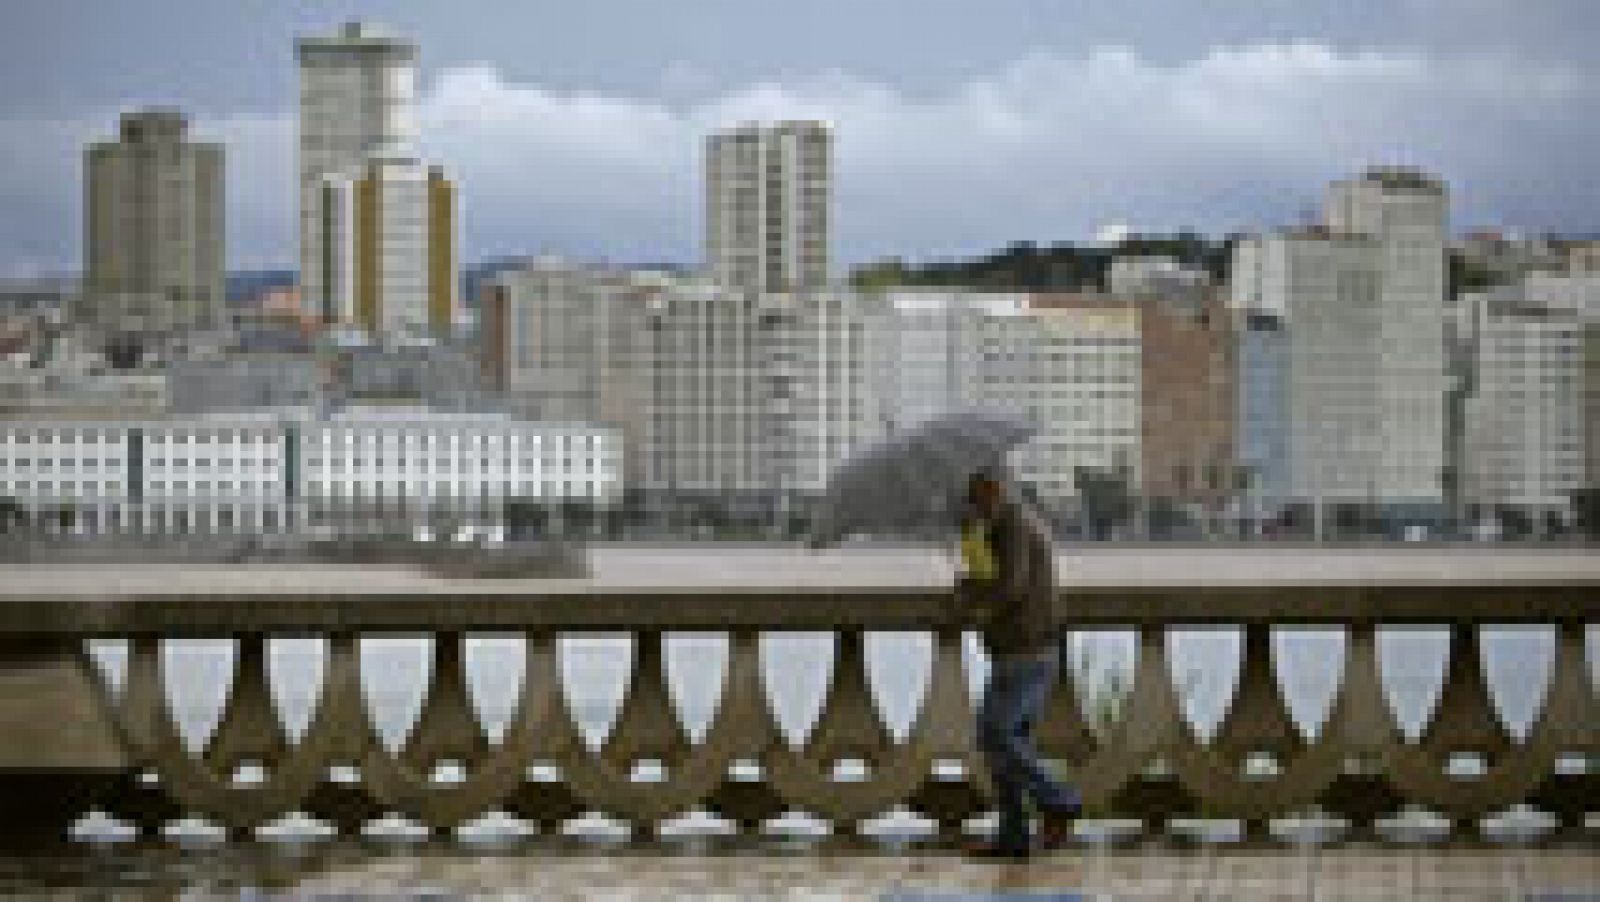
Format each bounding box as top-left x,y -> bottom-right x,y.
809,411 -> 1037,546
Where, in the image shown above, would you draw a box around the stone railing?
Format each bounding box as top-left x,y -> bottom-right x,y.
0,548 -> 1594,845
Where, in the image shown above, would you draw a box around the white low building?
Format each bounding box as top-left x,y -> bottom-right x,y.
301,407 -> 618,508
0,406 -> 620,536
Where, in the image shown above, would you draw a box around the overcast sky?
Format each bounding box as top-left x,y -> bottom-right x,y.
2,0 -> 1597,276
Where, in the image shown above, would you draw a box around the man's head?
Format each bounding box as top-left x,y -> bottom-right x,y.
967,472 -> 1003,516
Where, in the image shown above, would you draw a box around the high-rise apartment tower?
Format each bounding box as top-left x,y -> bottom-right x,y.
316,149 -> 457,338
297,21 -> 416,323
83,108 -> 223,333
705,121 -> 831,292
1326,167 -> 1449,506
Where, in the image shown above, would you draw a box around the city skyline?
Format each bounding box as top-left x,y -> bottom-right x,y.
0,4 -> 1597,888
2,1 -> 1599,277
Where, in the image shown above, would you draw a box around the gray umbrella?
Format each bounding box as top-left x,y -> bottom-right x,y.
809,411 -> 1037,546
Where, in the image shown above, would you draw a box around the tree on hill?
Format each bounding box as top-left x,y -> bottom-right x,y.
849,232 -> 1234,291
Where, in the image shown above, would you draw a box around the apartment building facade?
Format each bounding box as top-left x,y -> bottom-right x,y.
83,109 -> 224,334
1131,292 -> 1236,510
481,259 -> 662,490
1231,230 -> 1385,521
873,291 -> 1146,513
638,282 -> 882,524
1460,272 -> 1600,528
314,149 -> 457,339
1325,168 -> 1450,509
297,21 -> 417,324
705,121 -> 831,292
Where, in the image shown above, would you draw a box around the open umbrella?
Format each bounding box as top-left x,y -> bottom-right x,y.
809,411 -> 1037,546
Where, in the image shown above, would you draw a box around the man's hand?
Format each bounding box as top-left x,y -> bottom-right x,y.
954,575 -> 998,623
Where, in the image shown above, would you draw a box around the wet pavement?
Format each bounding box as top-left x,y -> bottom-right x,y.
0,841 -> 1593,899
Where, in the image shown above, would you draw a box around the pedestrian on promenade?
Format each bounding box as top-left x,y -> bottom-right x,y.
959,472 -> 1081,859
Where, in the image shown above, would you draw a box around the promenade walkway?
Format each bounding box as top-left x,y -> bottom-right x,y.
0,844 -> 1592,898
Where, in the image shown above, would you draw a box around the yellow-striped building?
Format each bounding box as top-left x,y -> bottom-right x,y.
313,148 -> 456,339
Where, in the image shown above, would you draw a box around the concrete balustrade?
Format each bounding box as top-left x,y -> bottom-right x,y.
0,547 -> 1594,846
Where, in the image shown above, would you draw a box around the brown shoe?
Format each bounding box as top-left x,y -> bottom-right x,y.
1037,804 -> 1081,849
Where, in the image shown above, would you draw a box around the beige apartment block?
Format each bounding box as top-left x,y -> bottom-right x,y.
1326,167 -> 1450,505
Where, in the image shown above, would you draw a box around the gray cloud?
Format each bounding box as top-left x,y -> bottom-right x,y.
1,42 -> 1595,276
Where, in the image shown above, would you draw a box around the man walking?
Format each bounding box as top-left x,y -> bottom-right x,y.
960,473 -> 1081,858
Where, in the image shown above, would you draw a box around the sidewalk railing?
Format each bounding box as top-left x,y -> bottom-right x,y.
0,550 -> 1592,845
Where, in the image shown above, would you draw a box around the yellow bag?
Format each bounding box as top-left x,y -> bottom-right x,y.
960,519 -> 998,582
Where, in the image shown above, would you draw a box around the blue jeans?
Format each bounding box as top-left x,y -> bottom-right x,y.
977,651 -> 1081,851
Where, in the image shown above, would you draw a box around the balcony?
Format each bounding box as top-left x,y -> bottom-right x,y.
0,546 -> 1593,858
